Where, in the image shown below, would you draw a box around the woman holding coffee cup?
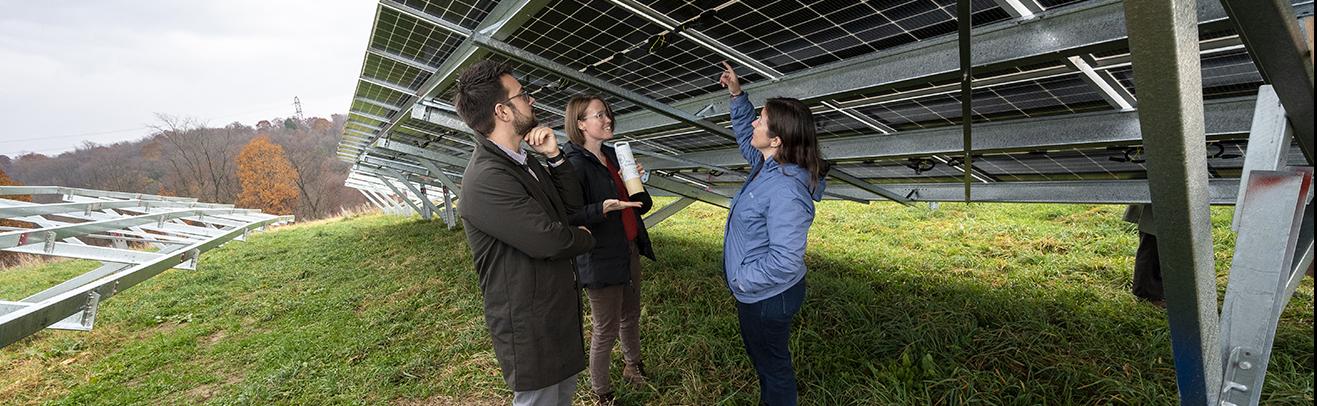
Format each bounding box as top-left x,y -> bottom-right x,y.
561,94 -> 655,405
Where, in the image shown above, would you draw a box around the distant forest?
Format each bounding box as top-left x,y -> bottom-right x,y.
1,115 -> 366,221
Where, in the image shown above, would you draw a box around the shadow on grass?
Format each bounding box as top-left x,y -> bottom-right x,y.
629,222 -> 1313,405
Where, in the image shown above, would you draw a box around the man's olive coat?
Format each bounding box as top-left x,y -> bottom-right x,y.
459,137 -> 595,391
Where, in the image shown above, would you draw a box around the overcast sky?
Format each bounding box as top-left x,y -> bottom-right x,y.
0,1 -> 376,157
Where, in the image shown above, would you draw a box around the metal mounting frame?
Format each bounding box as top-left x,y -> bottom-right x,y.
0,187 -> 292,348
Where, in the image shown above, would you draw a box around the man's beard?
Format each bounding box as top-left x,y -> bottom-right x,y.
511,105 -> 539,136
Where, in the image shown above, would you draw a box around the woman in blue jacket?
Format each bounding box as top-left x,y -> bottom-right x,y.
718,61 -> 826,406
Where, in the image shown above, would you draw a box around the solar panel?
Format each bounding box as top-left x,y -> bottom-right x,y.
337,0 -> 1295,206
504,0 -> 756,104
640,0 -> 1010,74
394,0 -> 498,29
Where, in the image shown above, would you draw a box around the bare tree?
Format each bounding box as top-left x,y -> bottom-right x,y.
151,114 -> 248,203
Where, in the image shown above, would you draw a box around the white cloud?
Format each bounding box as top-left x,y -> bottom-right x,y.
0,0 -> 375,156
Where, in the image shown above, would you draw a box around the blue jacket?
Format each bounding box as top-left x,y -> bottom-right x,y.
723,93 -> 825,304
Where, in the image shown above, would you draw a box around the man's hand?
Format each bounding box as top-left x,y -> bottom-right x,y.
718,61 -> 741,96
602,199 -> 643,214
525,126 -> 560,158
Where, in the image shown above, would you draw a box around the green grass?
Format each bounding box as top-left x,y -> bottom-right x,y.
1,200 -> 1311,405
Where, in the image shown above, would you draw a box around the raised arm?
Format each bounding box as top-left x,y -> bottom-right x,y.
720,61 -> 762,167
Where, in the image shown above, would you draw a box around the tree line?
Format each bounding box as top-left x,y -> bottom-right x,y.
1,115 -> 365,220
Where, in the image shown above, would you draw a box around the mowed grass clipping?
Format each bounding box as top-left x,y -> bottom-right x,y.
0,200 -> 1312,405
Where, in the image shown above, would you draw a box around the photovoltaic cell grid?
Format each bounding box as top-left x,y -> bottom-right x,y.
395,0 -> 498,30
852,73 -> 1107,131
639,0 -> 1010,74
352,99 -> 395,120
352,82 -> 410,118
504,0 -> 761,105
430,53 -> 646,130
1108,48 -> 1263,99
636,127 -> 737,151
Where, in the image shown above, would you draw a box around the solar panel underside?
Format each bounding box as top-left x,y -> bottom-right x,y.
338,0 -> 1289,201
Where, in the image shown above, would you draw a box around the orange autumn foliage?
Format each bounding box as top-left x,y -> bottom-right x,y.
236,136 -> 299,215
0,168 -> 28,202
1,168 -> 34,267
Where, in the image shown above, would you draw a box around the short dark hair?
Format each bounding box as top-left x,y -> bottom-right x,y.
453,60 -> 513,137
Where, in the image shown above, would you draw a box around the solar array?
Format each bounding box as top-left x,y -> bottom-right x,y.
330,3 -> 1316,404
337,0 -> 1311,207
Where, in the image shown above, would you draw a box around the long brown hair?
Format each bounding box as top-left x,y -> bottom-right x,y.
764,97 -> 826,190
563,95 -> 614,146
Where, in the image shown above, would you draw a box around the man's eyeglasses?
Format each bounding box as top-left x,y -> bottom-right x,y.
499,88 -> 534,105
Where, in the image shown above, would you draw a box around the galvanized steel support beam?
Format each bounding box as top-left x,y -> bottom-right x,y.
722,179 -> 1241,205
641,97 -> 1255,171
358,75 -> 416,97
992,0 -> 1044,19
643,197 -> 694,229
646,174 -> 730,209
366,47 -> 439,74
1233,86 -> 1295,231
1217,169 -> 1312,406
354,97 -> 403,112
0,186 -> 197,202
382,167 -> 439,220
364,189 -> 404,215
358,188 -> 388,211
441,185 -> 456,229
1220,0 -> 1315,164
1064,54 -> 1138,111
1124,0 -> 1221,402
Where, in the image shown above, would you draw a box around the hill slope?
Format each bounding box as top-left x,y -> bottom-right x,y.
1,201 -> 1312,404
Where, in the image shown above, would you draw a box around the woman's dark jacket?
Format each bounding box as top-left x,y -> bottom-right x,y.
563,142 -> 656,288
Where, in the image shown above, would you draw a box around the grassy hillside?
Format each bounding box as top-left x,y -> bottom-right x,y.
1,200 -> 1312,404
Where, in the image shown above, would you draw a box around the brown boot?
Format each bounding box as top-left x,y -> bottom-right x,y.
594,391 -> 616,406
623,362 -> 648,385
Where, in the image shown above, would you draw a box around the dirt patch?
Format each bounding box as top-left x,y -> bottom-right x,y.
203,330 -> 226,346
183,369 -> 243,402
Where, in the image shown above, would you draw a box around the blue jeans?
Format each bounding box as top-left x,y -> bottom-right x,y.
736,279 -> 805,406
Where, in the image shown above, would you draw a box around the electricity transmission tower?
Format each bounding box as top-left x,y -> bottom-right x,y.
293,97 -> 305,121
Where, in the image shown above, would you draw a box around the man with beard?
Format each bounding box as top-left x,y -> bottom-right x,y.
453,60 -> 596,405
